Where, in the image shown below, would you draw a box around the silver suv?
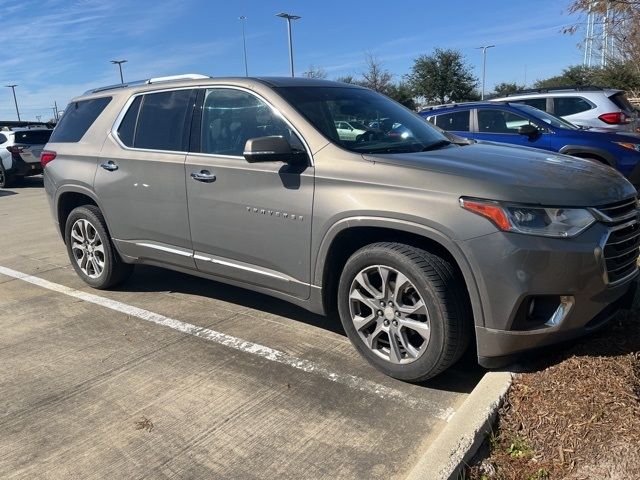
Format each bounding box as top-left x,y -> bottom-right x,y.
43,75 -> 640,381
492,86 -> 639,133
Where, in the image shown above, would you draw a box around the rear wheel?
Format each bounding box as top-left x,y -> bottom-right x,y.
337,242 -> 471,381
0,164 -> 14,188
64,205 -> 133,289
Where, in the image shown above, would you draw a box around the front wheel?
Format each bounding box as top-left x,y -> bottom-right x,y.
337,242 -> 471,381
64,205 -> 133,289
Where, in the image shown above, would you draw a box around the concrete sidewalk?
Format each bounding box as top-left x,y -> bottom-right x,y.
0,179 -> 484,479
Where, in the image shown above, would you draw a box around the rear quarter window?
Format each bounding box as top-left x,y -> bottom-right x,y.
553,97 -> 593,117
49,96 -> 112,143
13,130 -> 52,145
609,92 -> 635,112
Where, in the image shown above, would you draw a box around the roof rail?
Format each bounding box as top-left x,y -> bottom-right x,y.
505,85 -> 605,96
84,73 -> 211,95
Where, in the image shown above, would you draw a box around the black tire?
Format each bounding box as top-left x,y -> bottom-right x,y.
337,242 -> 472,381
0,163 -> 14,188
355,134 -> 363,142
64,205 -> 134,289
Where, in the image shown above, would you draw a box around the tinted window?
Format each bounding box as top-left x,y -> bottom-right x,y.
13,130 -> 52,145
134,90 -> 194,151
434,111 -> 470,131
477,109 -> 534,133
512,104 -> 578,130
49,97 -> 112,143
609,92 -> 634,112
519,98 -> 547,111
553,97 -> 592,116
0,133 -> 7,144
200,88 -> 304,156
277,86 -> 447,154
117,96 -> 142,147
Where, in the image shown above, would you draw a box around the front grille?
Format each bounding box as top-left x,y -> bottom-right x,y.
593,197 -> 640,284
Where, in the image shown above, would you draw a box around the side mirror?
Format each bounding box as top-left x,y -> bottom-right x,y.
518,124 -> 539,137
243,136 -> 306,165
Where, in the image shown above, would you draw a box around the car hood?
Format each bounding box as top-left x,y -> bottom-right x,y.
364,142 -> 636,206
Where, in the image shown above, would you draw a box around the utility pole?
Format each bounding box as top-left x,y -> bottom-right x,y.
276,12 -> 301,77
5,85 -> 20,121
239,16 -> 249,77
53,101 -> 59,122
36,115 -> 42,122
476,45 -> 495,100
110,59 -> 127,84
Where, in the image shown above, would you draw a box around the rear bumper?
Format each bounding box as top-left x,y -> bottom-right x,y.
6,155 -> 42,176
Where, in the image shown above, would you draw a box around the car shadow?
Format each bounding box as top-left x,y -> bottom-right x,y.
118,265 -> 485,394
0,190 -> 17,197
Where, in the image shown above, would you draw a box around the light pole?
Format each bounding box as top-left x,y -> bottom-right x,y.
239,16 -> 249,77
110,59 -> 127,84
476,45 -> 495,100
276,12 -> 301,77
5,85 -> 20,121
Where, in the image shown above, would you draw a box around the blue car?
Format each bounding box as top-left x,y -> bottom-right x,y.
420,102 -> 640,188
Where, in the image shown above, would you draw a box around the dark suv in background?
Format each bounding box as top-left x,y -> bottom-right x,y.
42,75 -> 640,381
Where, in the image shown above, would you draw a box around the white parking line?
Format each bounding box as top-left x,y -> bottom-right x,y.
0,265 -> 454,419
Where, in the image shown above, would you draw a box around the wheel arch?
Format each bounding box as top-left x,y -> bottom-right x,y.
314,217 -> 485,327
559,145 -> 616,167
55,186 -> 103,242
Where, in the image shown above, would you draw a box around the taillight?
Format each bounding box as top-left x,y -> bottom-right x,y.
6,146 -> 24,154
598,112 -> 630,125
40,150 -> 56,168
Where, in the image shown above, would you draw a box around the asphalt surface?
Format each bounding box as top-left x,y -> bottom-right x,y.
0,178 -> 483,479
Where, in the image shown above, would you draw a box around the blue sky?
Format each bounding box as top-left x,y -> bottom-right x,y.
0,0 -> 584,121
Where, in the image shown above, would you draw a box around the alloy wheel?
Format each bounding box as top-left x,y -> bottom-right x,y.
348,265 -> 430,364
70,219 -> 105,278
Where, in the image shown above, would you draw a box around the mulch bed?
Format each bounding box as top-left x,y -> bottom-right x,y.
467,287 -> 640,480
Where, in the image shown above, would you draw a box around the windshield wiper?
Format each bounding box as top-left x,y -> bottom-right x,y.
420,140 -> 452,151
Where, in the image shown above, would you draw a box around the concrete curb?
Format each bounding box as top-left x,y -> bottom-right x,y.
405,371 -> 513,480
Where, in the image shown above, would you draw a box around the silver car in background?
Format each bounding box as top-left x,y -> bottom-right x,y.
492,86 -> 639,133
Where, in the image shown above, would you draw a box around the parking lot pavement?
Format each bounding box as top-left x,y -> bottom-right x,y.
0,179 -> 483,479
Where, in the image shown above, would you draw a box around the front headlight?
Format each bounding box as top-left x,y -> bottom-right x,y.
614,141 -> 640,152
460,198 -> 596,238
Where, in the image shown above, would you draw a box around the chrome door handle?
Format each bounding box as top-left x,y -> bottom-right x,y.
191,170 -> 216,183
100,161 -> 118,171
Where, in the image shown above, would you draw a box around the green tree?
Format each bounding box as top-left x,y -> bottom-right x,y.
492,82 -> 525,97
385,82 -> 417,110
335,75 -> 359,85
534,63 -> 640,93
534,65 -> 597,89
406,48 -> 478,104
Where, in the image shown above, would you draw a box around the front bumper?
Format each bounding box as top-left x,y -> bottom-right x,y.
461,224 -> 639,364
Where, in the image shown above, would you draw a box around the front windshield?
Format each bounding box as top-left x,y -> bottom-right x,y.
512,103 -> 579,130
276,86 -> 450,153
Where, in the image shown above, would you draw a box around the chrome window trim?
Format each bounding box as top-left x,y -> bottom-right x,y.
110,84 -> 314,166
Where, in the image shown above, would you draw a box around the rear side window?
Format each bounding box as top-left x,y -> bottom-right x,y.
609,92 -> 634,112
0,133 -> 7,144
434,111 -> 470,131
49,97 -> 112,143
127,90 -> 194,152
13,130 -> 52,145
518,98 -> 547,111
553,97 -> 593,117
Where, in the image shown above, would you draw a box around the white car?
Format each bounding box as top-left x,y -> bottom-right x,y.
0,127 -> 53,188
334,121 -> 372,141
492,86 -> 639,133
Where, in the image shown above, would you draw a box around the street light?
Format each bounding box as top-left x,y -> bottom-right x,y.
110,59 -> 127,84
276,12 -> 301,77
5,85 -> 20,121
476,45 -> 495,100
239,16 -> 249,77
